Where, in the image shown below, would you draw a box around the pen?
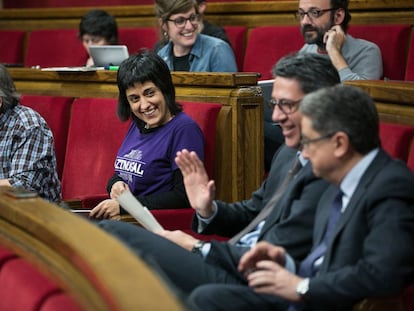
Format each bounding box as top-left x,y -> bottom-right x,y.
104,65 -> 119,70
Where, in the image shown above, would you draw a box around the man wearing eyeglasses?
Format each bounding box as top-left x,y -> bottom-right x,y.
98,53 -> 340,300
189,85 -> 414,311
297,0 -> 382,81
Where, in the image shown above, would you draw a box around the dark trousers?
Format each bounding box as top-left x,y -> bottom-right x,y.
98,220 -> 247,294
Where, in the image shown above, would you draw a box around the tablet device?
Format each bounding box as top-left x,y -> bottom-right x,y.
89,45 -> 129,67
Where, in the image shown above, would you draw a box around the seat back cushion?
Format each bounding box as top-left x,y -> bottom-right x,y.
243,25 -> 303,80
348,24 -> 411,80
61,98 -> 130,200
20,95 -> 74,179
180,101 -> 221,178
118,27 -> 158,55
223,26 -> 247,71
379,122 -> 414,161
404,29 -> 414,81
0,30 -> 26,65
25,29 -> 87,67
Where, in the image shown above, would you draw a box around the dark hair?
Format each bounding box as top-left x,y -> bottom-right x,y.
116,51 -> 182,129
78,9 -> 118,44
272,53 -> 340,94
0,64 -> 20,113
331,0 -> 351,32
300,84 -> 380,154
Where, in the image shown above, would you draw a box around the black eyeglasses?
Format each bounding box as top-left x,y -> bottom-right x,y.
300,132 -> 336,148
268,98 -> 301,115
294,8 -> 336,21
167,14 -> 201,28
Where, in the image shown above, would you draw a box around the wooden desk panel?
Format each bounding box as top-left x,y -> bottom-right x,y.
9,68 -> 264,203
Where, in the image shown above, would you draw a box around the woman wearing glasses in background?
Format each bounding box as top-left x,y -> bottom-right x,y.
155,0 -> 237,72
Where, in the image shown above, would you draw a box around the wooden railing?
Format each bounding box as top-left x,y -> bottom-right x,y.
345,80 -> 414,126
0,186 -> 184,310
8,68 -> 264,203
0,0 -> 413,31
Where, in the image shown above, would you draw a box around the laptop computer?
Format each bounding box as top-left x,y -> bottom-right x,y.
89,45 -> 129,67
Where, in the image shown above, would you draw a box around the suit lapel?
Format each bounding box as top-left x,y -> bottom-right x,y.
326,151 -> 390,252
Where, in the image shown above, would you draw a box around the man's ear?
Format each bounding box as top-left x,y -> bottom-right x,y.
334,8 -> 345,25
333,131 -> 349,158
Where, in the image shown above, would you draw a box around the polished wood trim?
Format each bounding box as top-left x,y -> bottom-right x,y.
9,68 -> 264,203
345,80 -> 414,126
0,187 -> 184,311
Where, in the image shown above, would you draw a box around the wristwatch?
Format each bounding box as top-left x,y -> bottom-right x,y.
191,240 -> 206,255
296,278 -> 310,299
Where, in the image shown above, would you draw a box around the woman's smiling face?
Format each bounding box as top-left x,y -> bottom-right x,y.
126,81 -> 172,129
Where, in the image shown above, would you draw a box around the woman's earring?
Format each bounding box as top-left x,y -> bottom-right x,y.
163,31 -> 169,39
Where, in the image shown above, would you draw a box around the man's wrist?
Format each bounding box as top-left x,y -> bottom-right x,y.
296,278 -> 310,301
191,240 -> 206,255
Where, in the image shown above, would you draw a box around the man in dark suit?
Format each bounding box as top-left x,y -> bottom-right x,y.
98,53 -> 340,295
189,84 -> 414,310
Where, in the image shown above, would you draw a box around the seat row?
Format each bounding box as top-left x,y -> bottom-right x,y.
20,95 -> 221,236
2,23 -> 414,81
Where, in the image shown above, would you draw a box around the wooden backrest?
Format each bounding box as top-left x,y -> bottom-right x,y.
61,98 -> 130,200
0,187 -> 184,311
20,95 -> 74,179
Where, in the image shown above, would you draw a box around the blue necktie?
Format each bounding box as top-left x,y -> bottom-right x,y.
298,189 -> 343,277
287,189 -> 343,311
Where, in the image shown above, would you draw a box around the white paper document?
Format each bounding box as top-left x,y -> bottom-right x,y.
116,191 -> 164,232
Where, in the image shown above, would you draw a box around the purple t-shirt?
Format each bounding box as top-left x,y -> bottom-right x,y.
114,112 -> 204,196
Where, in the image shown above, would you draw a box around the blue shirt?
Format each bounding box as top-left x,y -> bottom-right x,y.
157,34 -> 237,72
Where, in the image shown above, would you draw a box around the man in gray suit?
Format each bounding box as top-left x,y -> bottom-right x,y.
98,53 -> 340,296
190,84 -> 414,310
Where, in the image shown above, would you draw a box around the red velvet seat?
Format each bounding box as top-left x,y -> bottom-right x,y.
61,98 -> 130,204
348,24 -> 411,81
20,95 -> 74,179
379,122 -> 414,162
0,258 -> 82,311
118,27 -> 158,55
25,29 -> 87,67
223,26 -> 247,71
404,29 -> 414,81
0,30 -> 26,66
243,26 -> 303,80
